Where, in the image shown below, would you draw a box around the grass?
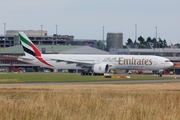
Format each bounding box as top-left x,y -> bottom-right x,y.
0,83 -> 180,120
0,72 -> 178,84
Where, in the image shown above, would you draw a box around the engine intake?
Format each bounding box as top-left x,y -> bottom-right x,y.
93,63 -> 109,73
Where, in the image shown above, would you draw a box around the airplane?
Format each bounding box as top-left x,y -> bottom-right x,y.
18,32 -> 174,76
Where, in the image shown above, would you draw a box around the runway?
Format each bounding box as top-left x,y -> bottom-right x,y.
0,79 -> 180,86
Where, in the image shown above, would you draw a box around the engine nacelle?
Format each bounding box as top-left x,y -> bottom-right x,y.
93,63 -> 109,73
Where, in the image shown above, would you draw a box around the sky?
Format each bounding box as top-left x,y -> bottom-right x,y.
0,0 -> 180,45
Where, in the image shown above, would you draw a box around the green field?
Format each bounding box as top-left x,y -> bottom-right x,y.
0,72 -> 178,83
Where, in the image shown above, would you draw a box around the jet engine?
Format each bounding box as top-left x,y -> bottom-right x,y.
93,63 -> 109,73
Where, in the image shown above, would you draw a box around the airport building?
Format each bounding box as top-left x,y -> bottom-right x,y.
106,33 -> 123,51
0,30 -> 180,74
0,44 -> 109,72
0,30 -> 98,48
109,48 -> 180,57
0,30 -> 107,72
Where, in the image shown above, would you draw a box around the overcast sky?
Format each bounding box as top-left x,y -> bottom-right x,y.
1,0 -> 180,45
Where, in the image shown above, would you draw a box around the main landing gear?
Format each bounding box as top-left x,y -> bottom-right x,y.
157,70 -> 163,77
158,73 -> 162,77
81,70 -> 103,76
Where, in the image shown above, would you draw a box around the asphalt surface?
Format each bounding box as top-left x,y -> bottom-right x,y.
0,79 -> 180,86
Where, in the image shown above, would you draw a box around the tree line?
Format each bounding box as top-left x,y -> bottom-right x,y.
126,36 -> 168,48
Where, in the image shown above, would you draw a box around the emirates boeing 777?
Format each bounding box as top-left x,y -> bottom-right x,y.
18,32 -> 173,75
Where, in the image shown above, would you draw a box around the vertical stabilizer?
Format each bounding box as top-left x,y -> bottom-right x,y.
18,32 -> 41,57
18,32 -> 53,67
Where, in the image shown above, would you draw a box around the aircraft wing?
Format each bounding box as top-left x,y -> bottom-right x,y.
51,58 -> 114,68
51,58 -> 94,67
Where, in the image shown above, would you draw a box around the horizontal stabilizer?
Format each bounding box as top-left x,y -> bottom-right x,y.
18,56 -> 34,61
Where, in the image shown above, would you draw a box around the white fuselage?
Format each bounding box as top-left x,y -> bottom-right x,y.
18,54 -> 174,71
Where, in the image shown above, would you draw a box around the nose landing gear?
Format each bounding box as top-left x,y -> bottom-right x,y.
158,73 -> 162,77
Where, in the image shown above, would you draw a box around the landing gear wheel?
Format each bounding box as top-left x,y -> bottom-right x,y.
158,73 -> 162,77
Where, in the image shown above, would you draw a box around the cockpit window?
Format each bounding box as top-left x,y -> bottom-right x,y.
165,60 -> 171,62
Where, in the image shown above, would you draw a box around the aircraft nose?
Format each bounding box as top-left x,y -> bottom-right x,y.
170,62 -> 174,67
